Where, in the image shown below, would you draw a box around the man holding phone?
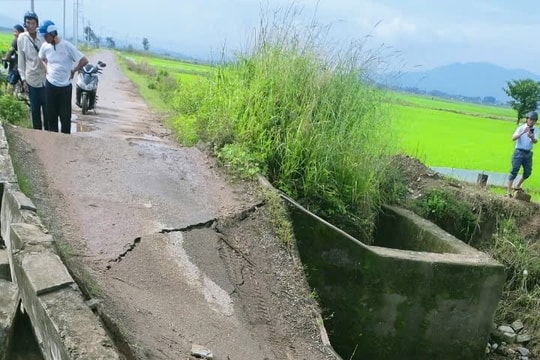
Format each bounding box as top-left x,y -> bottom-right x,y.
506,110 -> 538,197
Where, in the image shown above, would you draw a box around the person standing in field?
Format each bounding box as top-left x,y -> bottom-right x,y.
17,10 -> 48,130
506,110 -> 538,197
38,20 -> 88,134
2,24 -> 25,94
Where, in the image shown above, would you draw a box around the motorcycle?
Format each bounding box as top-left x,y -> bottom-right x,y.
75,60 -> 106,114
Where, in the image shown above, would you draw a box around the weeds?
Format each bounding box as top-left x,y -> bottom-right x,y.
168,5 -> 400,239
0,95 -> 29,127
487,217 -> 540,352
261,187 -> 294,247
409,187 -> 478,241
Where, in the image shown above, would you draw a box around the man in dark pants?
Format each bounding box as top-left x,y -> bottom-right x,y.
17,11 -> 48,130
38,20 -> 88,134
506,110 -> 538,197
2,24 -> 25,94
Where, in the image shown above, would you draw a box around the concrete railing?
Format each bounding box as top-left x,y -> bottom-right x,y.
0,125 -> 119,360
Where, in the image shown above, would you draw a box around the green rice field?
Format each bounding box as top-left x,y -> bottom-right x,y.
0,31 -> 13,54
390,92 -> 540,194
126,53 -> 213,78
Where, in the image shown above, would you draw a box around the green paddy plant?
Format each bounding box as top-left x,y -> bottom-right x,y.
171,7 -> 397,239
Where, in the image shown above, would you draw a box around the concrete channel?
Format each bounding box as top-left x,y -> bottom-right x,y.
0,124 -> 119,360
285,195 -> 505,360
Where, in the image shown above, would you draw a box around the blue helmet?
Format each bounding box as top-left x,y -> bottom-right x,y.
38,20 -> 57,36
23,10 -> 39,26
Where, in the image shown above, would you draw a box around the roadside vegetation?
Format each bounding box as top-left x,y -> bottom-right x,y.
0,32 -> 30,127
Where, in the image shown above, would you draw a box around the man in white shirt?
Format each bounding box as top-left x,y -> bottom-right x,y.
38,20 -> 88,134
506,110 -> 539,197
17,11 -> 48,130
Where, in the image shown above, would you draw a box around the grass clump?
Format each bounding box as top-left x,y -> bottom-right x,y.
170,7 -> 399,239
487,217 -> 540,352
0,95 -> 29,127
409,187 -> 478,242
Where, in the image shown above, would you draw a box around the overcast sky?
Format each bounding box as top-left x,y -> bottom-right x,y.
0,0 -> 539,73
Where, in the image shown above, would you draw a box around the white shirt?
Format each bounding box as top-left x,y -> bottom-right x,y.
17,32 -> 46,88
39,39 -> 84,87
514,124 -> 538,151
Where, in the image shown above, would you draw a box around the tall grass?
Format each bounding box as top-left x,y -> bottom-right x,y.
170,7 -> 398,237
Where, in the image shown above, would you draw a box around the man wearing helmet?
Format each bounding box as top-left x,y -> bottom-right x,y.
38,20 -> 88,134
17,10 -> 48,130
506,110 -> 539,197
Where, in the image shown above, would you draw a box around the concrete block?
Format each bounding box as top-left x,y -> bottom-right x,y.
0,280 -> 18,360
0,126 -> 8,150
20,251 -> 74,296
1,184 -> 37,243
41,287 -> 120,359
20,285 -> 119,360
0,152 -> 16,184
10,223 -> 53,253
0,250 -> 9,282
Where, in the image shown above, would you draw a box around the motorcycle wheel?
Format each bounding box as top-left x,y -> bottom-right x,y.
81,92 -> 89,114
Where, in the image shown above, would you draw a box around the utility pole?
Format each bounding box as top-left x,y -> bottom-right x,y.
63,0 -> 66,37
30,0 -> 34,11
73,0 -> 78,46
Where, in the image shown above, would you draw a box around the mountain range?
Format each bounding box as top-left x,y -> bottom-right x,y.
385,62 -> 540,103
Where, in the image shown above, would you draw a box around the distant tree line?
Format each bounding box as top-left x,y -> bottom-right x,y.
391,85 -> 502,106
82,25 -> 150,52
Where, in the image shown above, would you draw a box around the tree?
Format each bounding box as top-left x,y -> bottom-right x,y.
83,25 -> 100,47
482,96 -> 496,105
503,79 -> 540,124
105,37 -> 116,49
142,37 -> 150,51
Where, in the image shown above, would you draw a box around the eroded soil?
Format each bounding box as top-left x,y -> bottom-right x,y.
5,50 -> 337,360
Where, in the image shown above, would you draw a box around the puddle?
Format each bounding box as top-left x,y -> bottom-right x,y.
70,114 -> 95,133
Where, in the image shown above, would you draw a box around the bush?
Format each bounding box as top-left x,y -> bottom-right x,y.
0,95 -> 29,127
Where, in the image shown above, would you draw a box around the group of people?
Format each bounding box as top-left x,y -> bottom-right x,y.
2,10 -> 88,134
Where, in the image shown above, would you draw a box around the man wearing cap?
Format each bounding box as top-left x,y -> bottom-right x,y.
38,20 -> 88,134
506,110 -> 539,197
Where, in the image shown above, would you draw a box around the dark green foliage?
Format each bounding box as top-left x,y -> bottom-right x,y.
503,79 -> 540,123
410,187 -> 478,242
0,95 -> 29,127
147,69 -> 177,100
